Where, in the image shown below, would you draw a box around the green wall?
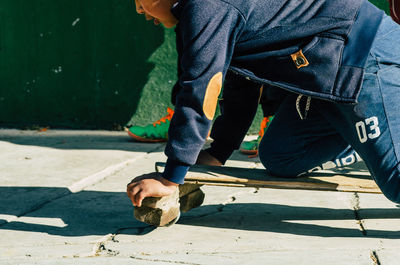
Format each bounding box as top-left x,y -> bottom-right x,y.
0,0 -> 390,132
0,0 -> 168,129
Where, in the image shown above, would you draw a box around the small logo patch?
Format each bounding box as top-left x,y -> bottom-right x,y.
291,50 -> 309,69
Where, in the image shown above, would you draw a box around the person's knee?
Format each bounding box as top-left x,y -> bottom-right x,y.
258,138 -> 302,177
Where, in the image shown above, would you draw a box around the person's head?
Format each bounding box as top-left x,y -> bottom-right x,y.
135,0 -> 179,28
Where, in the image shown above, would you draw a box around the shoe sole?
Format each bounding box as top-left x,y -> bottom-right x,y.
239,148 -> 258,155
127,130 -> 167,143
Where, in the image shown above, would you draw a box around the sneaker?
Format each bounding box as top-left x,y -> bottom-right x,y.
127,107 -> 174,142
240,116 -> 273,156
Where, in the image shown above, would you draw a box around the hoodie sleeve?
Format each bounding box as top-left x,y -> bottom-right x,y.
162,0 -> 246,184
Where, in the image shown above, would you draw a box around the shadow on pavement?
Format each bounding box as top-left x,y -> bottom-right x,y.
0,132 -> 165,153
178,203 -> 400,238
0,130 -> 373,167
0,131 -> 261,163
0,187 -> 399,238
0,187 -> 151,237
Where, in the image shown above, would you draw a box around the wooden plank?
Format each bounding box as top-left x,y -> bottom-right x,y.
155,162 -> 381,194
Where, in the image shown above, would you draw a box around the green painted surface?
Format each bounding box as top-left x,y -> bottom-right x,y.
0,0 -> 391,133
370,0 -> 390,12
127,28 -> 177,127
0,0 -> 165,129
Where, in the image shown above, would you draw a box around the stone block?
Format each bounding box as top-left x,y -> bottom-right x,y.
134,188 -> 180,227
134,184 -> 206,226
179,188 -> 205,213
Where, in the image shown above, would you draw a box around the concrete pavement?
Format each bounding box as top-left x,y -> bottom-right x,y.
0,129 -> 399,265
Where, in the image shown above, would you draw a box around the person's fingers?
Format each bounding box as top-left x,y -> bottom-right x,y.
134,189 -> 147,207
126,173 -> 174,207
126,183 -> 132,197
130,185 -> 143,206
127,181 -> 137,190
126,182 -> 137,199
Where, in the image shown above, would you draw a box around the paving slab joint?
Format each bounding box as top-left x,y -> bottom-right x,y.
74,234 -> 115,258
370,250 -> 381,265
351,192 -> 367,236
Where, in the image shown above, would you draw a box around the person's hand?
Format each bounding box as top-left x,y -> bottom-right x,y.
126,172 -> 178,207
196,150 -> 222,166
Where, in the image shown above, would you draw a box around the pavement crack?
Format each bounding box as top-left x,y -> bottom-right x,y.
129,256 -> 200,265
98,244 -> 120,257
351,192 -> 367,236
74,233 -> 119,258
81,225 -> 155,257
91,234 -> 115,257
370,250 -> 381,265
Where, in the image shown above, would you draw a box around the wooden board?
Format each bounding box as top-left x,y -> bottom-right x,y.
155,162 -> 381,194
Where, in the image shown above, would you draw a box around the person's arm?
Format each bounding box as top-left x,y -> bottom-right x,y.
162,0 -> 246,184
127,1 -> 246,207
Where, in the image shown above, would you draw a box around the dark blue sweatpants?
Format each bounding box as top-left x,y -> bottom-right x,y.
259,15 -> 400,203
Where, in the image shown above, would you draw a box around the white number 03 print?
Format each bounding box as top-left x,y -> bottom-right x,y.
355,116 -> 381,143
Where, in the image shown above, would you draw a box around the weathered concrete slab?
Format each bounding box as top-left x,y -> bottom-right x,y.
356,192 -> 400,241
1,130 -> 400,264
0,129 -> 164,221
121,249 -> 374,265
375,249 -> 400,265
0,129 -> 164,187
102,187 -> 398,264
87,151 -> 168,192
0,189 -> 149,258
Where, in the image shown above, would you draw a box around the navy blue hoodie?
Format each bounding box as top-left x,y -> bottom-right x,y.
162,0 -> 384,184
